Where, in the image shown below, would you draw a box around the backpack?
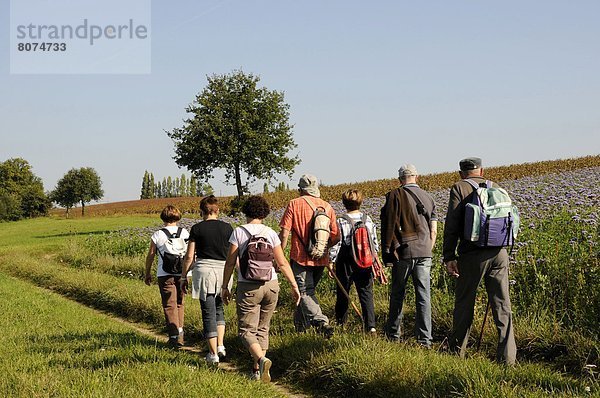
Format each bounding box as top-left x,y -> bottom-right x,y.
157,227 -> 187,274
239,225 -> 274,282
340,213 -> 377,269
463,180 -> 520,248
301,196 -> 331,259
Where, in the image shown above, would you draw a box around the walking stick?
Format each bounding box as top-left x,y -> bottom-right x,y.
327,262 -> 363,321
477,300 -> 491,351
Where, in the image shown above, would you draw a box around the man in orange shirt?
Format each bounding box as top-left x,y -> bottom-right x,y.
279,174 -> 340,337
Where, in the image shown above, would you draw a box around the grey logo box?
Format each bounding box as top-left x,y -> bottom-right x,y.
10,0 -> 151,74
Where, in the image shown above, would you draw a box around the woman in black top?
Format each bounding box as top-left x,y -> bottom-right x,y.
181,195 -> 233,366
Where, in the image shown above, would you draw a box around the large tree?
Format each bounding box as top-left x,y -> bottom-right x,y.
0,158 -> 49,221
168,70 -> 300,198
50,167 -> 103,216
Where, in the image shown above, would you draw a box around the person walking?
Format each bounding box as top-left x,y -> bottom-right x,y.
180,195 -> 233,366
221,195 -> 301,382
144,205 -> 190,348
381,164 -> 438,348
443,157 -> 516,365
279,174 -> 340,337
329,189 -> 379,333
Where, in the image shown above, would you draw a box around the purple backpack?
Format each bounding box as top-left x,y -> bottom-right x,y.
239,225 -> 274,281
463,179 -> 520,248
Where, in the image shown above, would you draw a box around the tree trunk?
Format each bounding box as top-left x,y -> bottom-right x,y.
66,207 -> 70,219
234,163 -> 243,198
81,200 -> 85,216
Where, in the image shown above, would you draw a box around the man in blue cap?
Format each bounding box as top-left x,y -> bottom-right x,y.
443,157 -> 516,365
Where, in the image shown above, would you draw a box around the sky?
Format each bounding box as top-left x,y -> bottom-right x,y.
1,0 -> 599,203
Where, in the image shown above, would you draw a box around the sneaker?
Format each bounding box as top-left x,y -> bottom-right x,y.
258,356 -> 272,383
250,369 -> 260,381
319,323 -> 334,339
167,337 -> 182,349
217,345 -> 227,361
368,328 -> 377,336
205,353 -> 219,368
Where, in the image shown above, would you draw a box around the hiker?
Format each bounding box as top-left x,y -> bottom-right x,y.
381,164 -> 438,348
443,157 -> 516,365
180,195 -> 233,366
279,174 -> 340,337
221,195 -> 301,382
329,189 -> 379,333
144,205 -> 190,348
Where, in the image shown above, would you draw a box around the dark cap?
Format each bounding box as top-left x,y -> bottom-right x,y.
459,157 -> 482,171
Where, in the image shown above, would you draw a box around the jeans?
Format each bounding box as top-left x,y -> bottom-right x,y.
385,257 -> 432,346
292,261 -> 329,331
200,294 -> 225,339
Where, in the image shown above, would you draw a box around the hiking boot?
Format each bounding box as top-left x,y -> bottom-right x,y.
318,322 -> 334,339
205,353 -> 219,368
167,337 -> 182,349
217,345 -> 227,361
258,356 -> 272,383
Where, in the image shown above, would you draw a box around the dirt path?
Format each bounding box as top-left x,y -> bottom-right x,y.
33,281 -> 309,398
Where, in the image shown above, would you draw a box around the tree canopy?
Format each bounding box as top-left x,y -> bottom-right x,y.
168,70 -> 300,197
50,167 -> 103,216
0,158 -> 50,221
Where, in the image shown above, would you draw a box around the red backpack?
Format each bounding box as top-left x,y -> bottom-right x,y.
340,214 -> 376,269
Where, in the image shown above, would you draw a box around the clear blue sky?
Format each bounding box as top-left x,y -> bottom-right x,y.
1,0 -> 599,202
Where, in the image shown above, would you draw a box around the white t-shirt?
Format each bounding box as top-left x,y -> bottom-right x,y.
151,226 -> 190,277
229,223 -> 280,283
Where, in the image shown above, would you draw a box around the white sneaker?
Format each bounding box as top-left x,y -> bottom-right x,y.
205,353 -> 219,367
258,356 -> 272,383
217,345 -> 226,360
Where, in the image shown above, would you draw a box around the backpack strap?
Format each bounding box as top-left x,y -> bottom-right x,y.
160,228 -> 174,239
301,195 -> 317,211
402,186 -> 431,229
464,179 -> 480,190
339,214 -> 357,245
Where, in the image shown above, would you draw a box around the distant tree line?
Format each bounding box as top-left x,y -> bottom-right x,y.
140,171 -> 213,199
263,181 -> 290,193
0,158 -> 50,221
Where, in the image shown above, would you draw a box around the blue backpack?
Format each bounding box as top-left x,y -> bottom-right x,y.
463,180 -> 520,248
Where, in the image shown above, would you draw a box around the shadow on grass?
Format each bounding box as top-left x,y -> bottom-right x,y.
26,330 -> 199,371
34,230 -> 115,239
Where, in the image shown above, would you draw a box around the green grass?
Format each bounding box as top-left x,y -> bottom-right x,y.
1,215 -> 598,397
0,273 -> 284,398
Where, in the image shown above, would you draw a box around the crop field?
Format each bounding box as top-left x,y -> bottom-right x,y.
2,157 -> 599,397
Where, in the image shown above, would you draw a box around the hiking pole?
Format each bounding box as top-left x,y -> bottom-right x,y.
477,300 -> 491,351
327,263 -> 363,321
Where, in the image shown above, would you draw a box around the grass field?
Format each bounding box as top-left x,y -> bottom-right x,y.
0,273 -> 285,398
1,157 -> 599,397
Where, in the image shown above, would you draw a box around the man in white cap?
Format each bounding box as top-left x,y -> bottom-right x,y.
279,174 -> 339,337
381,164 -> 437,347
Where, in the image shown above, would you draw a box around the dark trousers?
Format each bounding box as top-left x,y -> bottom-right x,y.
335,252 -> 376,331
449,248 -> 516,365
200,294 -> 225,339
158,275 -> 184,342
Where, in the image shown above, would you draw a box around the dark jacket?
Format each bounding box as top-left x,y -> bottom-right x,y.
442,176 -> 498,261
381,184 -> 437,259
